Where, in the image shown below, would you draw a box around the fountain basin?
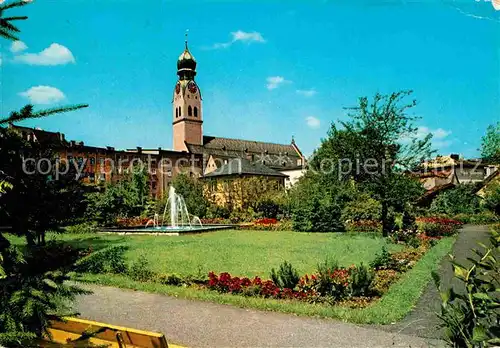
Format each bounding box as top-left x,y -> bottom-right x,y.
99,224 -> 234,236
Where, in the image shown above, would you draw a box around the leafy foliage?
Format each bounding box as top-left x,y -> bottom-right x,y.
85,167 -> 149,226
484,181 -> 500,215
270,261 -> 300,290
481,121 -> 500,164
169,173 -> 208,218
308,91 -> 430,236
289,173 -> 346,232
434,229 -> 500,347
430,184 -> 483,216
370,246 -> 392,270
74,245 -> 128,274
349,263 -> 375,297
0,245 -> 89,347
128,254 -> 155,282
0,127 -> 88,246
341,193 -> 382,222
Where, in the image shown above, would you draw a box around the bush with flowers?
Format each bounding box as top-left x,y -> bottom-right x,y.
416,217 -> 463,237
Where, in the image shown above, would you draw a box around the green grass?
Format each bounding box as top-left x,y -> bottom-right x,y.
12,230 -> 401,277
9,230 -> 455,323
74,236 -> 454,324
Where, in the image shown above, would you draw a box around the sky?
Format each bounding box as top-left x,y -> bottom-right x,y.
1,0 -> 499,158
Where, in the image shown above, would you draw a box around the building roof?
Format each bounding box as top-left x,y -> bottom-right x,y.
203,157 -> 288,178
9,124 -> 68,147
185,135 -> 303,170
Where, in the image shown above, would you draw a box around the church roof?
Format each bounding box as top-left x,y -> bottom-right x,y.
203,157 -> 288,178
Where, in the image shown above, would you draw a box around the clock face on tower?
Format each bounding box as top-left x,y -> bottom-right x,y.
175,83 -> 181,94
188,81 -> 197,94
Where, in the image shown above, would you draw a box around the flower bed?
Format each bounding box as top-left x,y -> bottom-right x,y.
416,217 -> 463,237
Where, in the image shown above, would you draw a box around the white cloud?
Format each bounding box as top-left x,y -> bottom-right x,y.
210,30 -> 265,49
414,126 -> 451,140
14,43 -> 75,65
266,76 -> 291,90
401,126 -> 453,150
19,86 -> 66,104
296,89 -> 317,97
10,41 -> 27,53
306,116 -> 321,129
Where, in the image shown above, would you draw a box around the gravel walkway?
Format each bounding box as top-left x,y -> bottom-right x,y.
380,224 -> 491,338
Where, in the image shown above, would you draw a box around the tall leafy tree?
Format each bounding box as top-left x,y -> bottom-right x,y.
310,91 -> 432,236
481,121 -> 500,164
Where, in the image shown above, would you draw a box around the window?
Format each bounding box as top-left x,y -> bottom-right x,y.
99,173 -> 106,181
188,105 -> 192,116
176,108 -> 178,118
90,157 -> 96,165
179,106 -> 181,115
194,106 -> 198,117
89,173 -> 95,182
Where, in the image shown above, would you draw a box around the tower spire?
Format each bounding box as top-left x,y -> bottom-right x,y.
185,29 -> 189,49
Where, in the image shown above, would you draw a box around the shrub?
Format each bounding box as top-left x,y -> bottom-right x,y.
348,263 -> 375,297
289,174 -> 345,232
429,184 -> 483,216
313,259 -> 350,300
128,255 -> 155,282
341,194 -> 381,222
205,204 -> 231,219
345,220 -> 381,233
369,246 -> 392,270
74,245 -> 128,274
452,211 -> 499,224
371,269 -> 400,295
65,222 -> 98,234
156,273 -> 184,286
256,199 -> 281,219
417,217 -> 463,237
270,261 -> 300,290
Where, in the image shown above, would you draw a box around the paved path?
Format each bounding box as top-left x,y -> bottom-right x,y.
381,224 -> 491,339
75,284 -> 441,348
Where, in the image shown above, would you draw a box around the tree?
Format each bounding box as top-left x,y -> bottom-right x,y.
481,121 -> 500,164
85,167 -> 149,226
0,3 -> 91,345
310,91 -> 431,236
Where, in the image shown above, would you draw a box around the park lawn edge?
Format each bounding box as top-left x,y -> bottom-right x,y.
73,236 -> 455,324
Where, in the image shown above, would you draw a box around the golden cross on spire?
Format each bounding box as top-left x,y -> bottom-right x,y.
185,29 -> 189,49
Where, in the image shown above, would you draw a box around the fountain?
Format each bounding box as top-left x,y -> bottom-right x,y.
104,185 -> 231,235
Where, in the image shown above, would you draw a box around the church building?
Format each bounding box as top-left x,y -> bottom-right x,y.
9,38 -> 306,198
171,38 -> 306,185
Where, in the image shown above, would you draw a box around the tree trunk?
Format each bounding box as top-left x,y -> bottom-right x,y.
381,201 -> 389,237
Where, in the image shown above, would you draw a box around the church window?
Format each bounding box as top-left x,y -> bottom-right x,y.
176,108 -> 178,118
194,107 -> 198,117
179,106 -> 181,115
188,105 -> 192,116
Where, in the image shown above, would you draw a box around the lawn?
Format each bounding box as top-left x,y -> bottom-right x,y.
40,230 -> 400,277
7,230 -> 455,324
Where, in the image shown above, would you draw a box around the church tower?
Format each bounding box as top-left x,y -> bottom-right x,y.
172,34 -> 202,152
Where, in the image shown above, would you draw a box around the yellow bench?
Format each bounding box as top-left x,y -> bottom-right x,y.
41,316 -> 183,348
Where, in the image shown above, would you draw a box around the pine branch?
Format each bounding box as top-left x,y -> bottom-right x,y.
0,18 -> 21,32
0,0 -> 30,11
0,104 -> 89,125
0,27 -> 19,40
2,16 -> 28,21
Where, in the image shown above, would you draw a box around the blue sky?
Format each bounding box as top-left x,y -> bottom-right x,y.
1,0 -> 499,157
